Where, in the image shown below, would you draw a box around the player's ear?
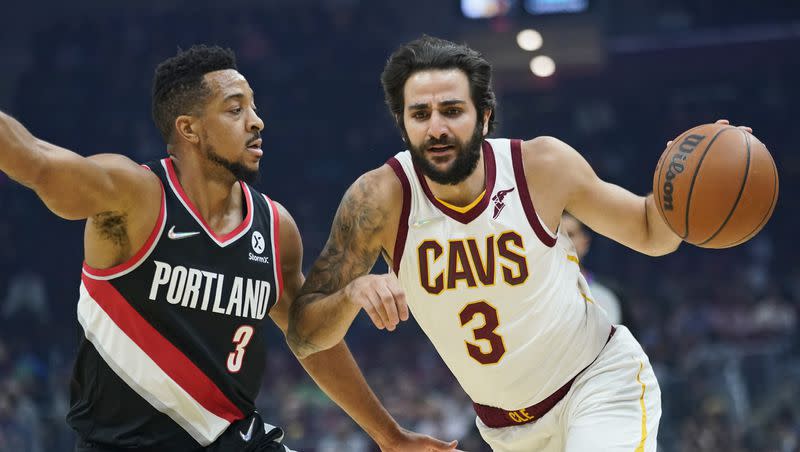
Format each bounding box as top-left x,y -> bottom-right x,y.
481,108 -> 492,136
175,115 -> 200,145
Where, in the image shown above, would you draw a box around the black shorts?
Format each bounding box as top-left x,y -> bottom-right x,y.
76,412 -> 290,452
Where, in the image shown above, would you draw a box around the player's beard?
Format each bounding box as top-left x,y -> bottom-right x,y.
204,144 -> 260,185
408,119 -> 484,186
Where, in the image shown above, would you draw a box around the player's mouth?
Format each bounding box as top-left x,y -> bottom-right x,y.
427,144 -> 455,154
246,139 -> 263,157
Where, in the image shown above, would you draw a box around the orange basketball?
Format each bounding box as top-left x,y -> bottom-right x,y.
653,123 -> 778,249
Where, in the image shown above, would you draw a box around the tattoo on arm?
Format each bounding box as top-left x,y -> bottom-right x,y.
289,176 -> 387,352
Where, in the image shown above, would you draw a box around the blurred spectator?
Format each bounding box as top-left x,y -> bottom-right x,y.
561,213 -> 624,324
0,2 -> 797,450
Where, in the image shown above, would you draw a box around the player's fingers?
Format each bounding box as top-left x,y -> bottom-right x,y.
715,119 -> 730,125
385,277 -> 409,321
424,438 -> 458,450
666,140 -> 673,147
362,292 -> 387,330
375,284 -> 400,330
738,125 -> 753,133
369,289 -> 396,330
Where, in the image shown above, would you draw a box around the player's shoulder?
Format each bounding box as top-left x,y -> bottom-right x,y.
520,136 -> 576,166
253,193 -> 296,233
88,153 -> 162,187
349,163 -> 404,209
88,152 -> 153,173
518,136 -> 586,178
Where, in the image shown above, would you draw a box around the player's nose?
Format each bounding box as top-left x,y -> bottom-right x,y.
248,109 -> 264,132
426,111 -> 449,139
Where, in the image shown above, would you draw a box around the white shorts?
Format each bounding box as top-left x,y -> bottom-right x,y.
476,326 -> 661,452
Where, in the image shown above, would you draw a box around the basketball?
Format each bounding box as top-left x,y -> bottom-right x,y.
653,123 -> 779,248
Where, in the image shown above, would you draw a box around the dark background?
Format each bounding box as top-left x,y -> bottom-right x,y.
0,1 -> 798,451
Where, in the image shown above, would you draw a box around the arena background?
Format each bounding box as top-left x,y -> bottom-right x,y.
0,1 -> 798,451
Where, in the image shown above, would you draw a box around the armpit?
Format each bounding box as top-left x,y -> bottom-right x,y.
92,211 -> 130,252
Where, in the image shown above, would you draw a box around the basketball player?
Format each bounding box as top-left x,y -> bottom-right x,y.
288,36 -> 751,451
0,45 -> 458,451
560,213 -> 623,324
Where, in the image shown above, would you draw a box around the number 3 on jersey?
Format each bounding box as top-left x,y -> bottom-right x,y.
459,301 -> 506,365
227,325 -> 254,373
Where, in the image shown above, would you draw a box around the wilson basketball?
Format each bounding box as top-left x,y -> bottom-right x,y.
653,123 -> 778,248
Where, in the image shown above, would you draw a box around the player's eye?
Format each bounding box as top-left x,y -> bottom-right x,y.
412,111 -> 429,120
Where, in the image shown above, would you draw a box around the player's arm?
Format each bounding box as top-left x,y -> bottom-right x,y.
523,136 -> 681,256
0,110 -> 159,220
269,201 -> 457,452
287,165 -> 407,359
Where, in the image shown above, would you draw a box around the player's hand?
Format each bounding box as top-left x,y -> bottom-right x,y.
344,273 -> 409,331
666,119 -> 753,147
378,427 -> 460,452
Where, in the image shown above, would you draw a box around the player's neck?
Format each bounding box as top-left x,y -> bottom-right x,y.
425,151 -> 486,207
170,155 -> 243,229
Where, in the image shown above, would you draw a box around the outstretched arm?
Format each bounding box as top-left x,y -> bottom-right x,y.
0,110 -> 159,220
269,201 -> 456,451
522,135 -> 681,256
525,120 -> 751,256
287,165 -> 406,358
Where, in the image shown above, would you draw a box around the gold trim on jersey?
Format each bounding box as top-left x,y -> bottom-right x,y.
435,190 -> 486,214
566,254 -> 580,265
635,361 -> 648,452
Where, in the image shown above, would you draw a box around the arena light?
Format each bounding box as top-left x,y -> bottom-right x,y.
530,55 -> 555,77
516,29 -> 543,51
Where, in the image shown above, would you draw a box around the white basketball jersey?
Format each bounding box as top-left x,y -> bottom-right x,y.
388,138 -> 612,410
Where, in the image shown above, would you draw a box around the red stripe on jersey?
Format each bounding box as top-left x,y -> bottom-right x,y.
414,141 -> 497,224
83,178 -> 167,278
510,139 -> 557,247
164,158 -> 253,244
387,158 -> 411,275
81,274 -> 244,422
265,195 -> 284,300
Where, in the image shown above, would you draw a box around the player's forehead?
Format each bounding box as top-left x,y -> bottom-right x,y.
403,69 -> 472,110
203,69 -> 254,102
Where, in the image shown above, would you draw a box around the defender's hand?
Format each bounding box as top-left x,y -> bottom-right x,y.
379,427 -> 460,452
345,273 -> 409,331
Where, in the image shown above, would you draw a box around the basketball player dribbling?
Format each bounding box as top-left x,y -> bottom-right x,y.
0,45 -> 458,451
288,36 -> 752,451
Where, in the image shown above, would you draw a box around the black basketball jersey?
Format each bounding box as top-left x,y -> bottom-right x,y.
68,157 -> 283,449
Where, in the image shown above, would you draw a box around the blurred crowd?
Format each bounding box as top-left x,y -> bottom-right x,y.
1,2 -> 798,451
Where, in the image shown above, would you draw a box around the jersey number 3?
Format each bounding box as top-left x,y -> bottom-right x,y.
459,301 -> 506,365
227,325 -> 254,373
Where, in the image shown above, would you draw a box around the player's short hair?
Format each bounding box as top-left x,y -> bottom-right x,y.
381,35 -> 497,134
151,45 -> 238,143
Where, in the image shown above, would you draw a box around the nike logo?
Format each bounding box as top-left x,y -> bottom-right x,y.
167,226 -> 201,240
412,216 -> 443,228
239,418 -> 255,442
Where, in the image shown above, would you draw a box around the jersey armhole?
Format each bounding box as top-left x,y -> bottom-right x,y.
510,139 -> 557,247
263,195 -> 284,302
386,158 -> 411,275
82,166 -> 167,280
